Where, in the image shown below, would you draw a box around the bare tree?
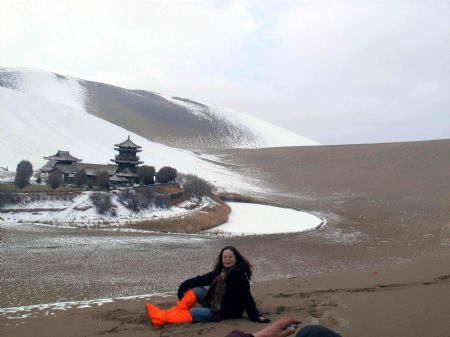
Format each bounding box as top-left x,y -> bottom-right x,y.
118,186 -> 155,212
118,188 -> 140,212
90,192 -> 113,214
180,174 -> 213,201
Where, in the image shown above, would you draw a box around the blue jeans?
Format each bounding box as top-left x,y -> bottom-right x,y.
189,287 -> 222,323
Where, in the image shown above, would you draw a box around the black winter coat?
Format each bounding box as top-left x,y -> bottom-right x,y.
177,267 -> 261,321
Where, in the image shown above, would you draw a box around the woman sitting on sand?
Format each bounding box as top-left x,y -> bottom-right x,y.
146,245 -> 270,326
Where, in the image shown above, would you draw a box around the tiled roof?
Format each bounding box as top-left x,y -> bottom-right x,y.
40,160 -> 58,172
109,175 -> 129,182
114,135 -> 142,149
43,150 -> 82,162
77,163 -> 117,176
54,164 -> 79,174
41,163 -> 117,176
116,167 -> 139,177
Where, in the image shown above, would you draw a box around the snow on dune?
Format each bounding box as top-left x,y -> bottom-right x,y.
0,67 -> 86,111
2,68 -> 318,150
160,94 -> 319,147
215,105 -> 319,147
209,202 -> 323,235
0,85 -> 258,192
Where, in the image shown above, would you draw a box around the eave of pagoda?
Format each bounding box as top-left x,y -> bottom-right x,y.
113,154 -> 142,161
114,135 -> 142,149
114,146 -> 142,152
111,159 -> 144,165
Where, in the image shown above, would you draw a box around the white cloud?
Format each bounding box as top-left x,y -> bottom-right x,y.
1,0 -> 449,144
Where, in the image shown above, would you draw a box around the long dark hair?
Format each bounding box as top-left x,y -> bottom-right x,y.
213,246 -> 253,280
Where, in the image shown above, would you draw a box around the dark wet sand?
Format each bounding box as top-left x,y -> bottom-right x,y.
1,139 -> 449,336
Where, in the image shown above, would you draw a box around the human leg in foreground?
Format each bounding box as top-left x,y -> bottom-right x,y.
224,317 -> 342,337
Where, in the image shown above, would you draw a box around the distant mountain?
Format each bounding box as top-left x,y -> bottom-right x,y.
0,67 -> 318,151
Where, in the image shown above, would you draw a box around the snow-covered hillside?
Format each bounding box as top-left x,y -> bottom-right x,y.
1,67 -> 318,148
0,69 -> 260,189
0,67 -> 317,191
0,83 -> 254,192
159,94 -> 318,148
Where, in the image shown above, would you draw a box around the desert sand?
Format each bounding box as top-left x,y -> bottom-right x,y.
1,139 -> 449,337
2,256 -> 449,337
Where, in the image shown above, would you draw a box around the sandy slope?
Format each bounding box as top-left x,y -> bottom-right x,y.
1,139 -> 449,337
215,138 -> 450,237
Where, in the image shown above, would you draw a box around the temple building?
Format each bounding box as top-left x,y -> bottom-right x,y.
110,136 -> 143,186
39,136 -> 145,187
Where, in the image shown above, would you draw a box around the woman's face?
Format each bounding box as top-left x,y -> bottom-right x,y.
222,249 -> 237,269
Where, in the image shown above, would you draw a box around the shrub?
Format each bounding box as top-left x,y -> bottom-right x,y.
48,172 -> 62,190
73,169 -> 87,187
156,166 -> 177,183
90,192 -> 113,214
94,171 -> 110,189
118,187 -> 155,212
16,160 -> 33,178
14,172 -> 30,189
154,193 -> 171,209
118,188 -> 140,212
0,192 -> 21,208
138,186 -> 155,209
14,160 -> 33,189
180,174 -> 213,201
138,165 -> 155,185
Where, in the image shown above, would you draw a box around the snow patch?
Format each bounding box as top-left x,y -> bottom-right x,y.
208,202 -> 323,235
0,292 -> 173,319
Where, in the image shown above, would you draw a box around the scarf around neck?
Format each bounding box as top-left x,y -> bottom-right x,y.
209,266 -> 235,313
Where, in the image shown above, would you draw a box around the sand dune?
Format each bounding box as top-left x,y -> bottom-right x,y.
219,138 -> 450,235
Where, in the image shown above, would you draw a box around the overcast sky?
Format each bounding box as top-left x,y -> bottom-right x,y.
1,0 -> 449,145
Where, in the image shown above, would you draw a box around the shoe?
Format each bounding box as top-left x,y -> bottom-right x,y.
146,304 -> 166,326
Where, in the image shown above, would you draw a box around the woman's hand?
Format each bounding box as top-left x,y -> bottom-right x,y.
253,317 -> 301,337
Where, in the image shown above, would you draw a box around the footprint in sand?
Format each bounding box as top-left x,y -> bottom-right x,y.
311,317 -> 320,325
336,318 -> 350,326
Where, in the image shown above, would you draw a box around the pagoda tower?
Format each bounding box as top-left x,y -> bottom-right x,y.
111,136 -> 143,184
